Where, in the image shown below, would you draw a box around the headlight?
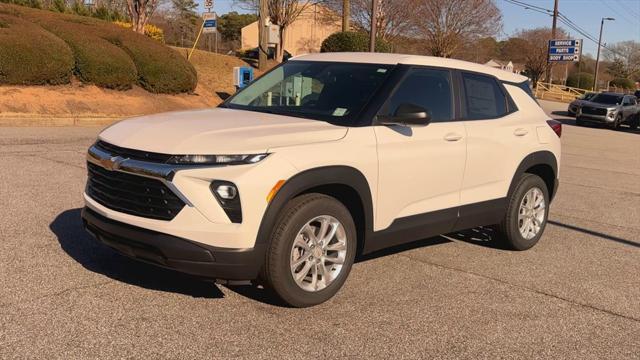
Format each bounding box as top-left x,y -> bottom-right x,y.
167,153 -> 268,165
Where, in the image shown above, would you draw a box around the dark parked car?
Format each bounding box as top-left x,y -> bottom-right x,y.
576,92 -> 639,129
568,92 -> 596,116
243,47 -> 292,61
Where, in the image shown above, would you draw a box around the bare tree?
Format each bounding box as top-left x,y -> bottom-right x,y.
324,0 -> 415,40
413,0 -> 501,58
235,0 -> 317,62
510,27 -> 567,86
604,41 -> 640,80
126,0 -> 160,34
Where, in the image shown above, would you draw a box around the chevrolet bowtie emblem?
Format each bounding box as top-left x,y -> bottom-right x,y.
100,156 -> 126,171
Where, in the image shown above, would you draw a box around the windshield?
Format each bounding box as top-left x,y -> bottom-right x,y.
225,61 -> 394,125
591,93 -> 623,105
580,92 -> 595,100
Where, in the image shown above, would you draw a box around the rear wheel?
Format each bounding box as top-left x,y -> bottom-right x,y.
497,174 -> 549,251
263,193 -> 357,307
630,115 -> 639,130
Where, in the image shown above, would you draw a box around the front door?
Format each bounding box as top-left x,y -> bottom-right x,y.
374,67 -> 467,232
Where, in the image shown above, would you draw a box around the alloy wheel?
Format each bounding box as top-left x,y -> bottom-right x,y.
290,215 -> 348,292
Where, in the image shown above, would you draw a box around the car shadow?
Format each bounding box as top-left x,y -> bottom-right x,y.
51,208 -> 517,305
50,208 -> 225,299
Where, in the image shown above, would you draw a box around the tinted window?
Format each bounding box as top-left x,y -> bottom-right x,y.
591,93 -> 623,105
463,73 -> 508,119
381,68 -> 453,122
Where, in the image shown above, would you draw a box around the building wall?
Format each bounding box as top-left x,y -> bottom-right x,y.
241,5 -> 341,56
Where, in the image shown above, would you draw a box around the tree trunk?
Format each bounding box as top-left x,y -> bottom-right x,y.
342,0 -> 350,32
276,27 -> 286,63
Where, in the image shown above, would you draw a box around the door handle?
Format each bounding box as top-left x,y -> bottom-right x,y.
443,133 -> 463,142
514,128 -> 529,136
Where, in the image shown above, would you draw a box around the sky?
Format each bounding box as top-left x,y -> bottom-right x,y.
200,0 -> 640,57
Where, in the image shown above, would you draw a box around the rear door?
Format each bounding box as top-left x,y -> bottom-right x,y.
457,72 -> 539,221
374,67 -> 466,231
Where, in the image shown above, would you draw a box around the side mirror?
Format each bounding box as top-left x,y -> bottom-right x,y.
379,103 -> 432,126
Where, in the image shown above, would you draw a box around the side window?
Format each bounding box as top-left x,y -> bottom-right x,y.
462,73 -> 509,120
381,68 -> 453,122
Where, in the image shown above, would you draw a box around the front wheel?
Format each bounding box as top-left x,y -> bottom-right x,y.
611,114 -> 623,130
497,174 -> 550,250
263,194 -> 357,307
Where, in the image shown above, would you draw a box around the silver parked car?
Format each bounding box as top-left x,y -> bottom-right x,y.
568,92 -> 596,116
576,93 -> 640,130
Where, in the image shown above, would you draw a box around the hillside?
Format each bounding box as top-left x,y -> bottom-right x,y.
0,48 -> 266,123
0,3 -> 196,93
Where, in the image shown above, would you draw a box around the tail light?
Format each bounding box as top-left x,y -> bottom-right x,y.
546,120 -> 562,138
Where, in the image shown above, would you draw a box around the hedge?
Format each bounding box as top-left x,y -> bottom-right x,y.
39,18 -> 138,89
321,31 -> 392,53
0,13 -> 73,85
0,3 -> 197,93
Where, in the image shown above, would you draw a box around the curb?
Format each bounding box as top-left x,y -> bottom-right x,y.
0,115 -> 127,127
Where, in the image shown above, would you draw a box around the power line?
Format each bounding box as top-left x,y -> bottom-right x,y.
501,0 -> 623,57
600,0 -> 637,27
613,0 -> 640,18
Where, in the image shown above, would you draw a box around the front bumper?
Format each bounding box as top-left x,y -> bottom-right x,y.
577,113 -> 614,123
82,207 -> 266,280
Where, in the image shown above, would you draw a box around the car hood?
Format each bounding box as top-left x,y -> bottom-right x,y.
582,101 -> 617,109
99,108 -> 348,154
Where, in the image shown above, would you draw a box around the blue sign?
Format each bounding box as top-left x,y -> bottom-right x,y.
549,39 -> 579,47
548,39 -> 581,62
203,19 -> 216,28
549,47 -> 577,54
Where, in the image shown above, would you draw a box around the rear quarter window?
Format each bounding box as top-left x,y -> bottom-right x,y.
461,73 -> 510,120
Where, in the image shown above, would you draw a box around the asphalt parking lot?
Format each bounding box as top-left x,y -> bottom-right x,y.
1,101 -> 639,359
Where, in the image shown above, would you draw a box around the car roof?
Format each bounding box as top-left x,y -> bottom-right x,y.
290,52 -> 528,83
599,92 -> 624,96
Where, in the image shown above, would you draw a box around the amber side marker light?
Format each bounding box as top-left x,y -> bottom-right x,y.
267,180 -> 286,203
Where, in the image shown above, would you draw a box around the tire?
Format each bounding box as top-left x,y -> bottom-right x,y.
611,114 -> 623,130
631,115 -> 639,130
497,174 -> 550,251
263,193 -> 357,307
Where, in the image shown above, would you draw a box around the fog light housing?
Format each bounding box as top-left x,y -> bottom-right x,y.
215,184 -> 238,200
211,181 -> 242,223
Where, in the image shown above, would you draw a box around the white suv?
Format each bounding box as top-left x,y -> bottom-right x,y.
82,53 -> 561,307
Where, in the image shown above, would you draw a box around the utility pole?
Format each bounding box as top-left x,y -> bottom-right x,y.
594,17 -> 615,91
369,0 -> 377,52
545,0 -> 559,84
342,0 -> 350,32
258,0 -> 268,70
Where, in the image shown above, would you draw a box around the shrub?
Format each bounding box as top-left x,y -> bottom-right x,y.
566,72 -> 594,90
0,13 -> 73,85
113,20 -> 165,43
321,31 -> 392,53
610,77 -> 635,90
3,3 -> 196,93
104,30 -> 197,93
40,18 -> 137,89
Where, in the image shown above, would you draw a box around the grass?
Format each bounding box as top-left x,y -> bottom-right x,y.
0,3 -> 197,93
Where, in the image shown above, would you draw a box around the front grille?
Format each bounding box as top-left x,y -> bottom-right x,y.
96,141 -> 172,163
581,107 -> 607,116
87,162 -> 185,220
